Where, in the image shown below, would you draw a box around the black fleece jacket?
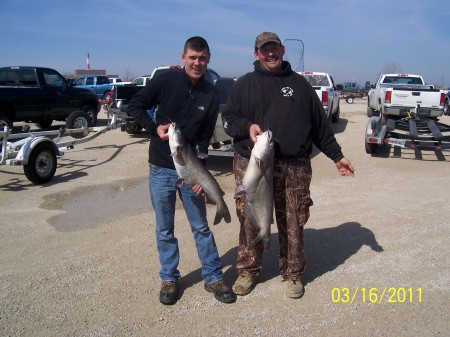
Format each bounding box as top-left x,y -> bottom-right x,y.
127,68 -> 219,169
222,61 -> 344,162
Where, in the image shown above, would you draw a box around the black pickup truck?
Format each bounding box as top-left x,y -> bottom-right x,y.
0,66 -> 100,129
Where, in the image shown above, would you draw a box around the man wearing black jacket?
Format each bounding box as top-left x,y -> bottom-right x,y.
222,32 -> 354,299
127,36 -> 235,305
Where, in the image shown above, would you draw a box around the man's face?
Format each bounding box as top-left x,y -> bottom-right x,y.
182,47 -> 210,83
254,42 -> 285,72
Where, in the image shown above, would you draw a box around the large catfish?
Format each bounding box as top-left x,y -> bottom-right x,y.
168,123 -> 231,225
235,130 -> 275,250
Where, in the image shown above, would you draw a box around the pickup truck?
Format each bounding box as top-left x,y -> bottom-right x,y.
298,71 -> 340,123
126,66 -> 220,87
367,73 -> 446,123
337,81 -> 370,103
0,66 -> 100,129
72,75 -> 114,100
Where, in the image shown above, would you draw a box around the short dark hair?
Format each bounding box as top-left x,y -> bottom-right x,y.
184,36 -> 210,54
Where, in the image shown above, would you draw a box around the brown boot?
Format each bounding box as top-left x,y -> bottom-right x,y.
232,275 -> 257,296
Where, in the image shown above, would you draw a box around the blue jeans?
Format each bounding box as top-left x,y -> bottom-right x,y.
149,165 -> 223,284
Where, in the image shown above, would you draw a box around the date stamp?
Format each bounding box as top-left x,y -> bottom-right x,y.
331,287 -> 423,303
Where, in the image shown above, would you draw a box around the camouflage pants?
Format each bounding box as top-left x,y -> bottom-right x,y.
233,153 -> 313,281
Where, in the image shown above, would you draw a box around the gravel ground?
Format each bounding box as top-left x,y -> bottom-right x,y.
1,98 -> 449,337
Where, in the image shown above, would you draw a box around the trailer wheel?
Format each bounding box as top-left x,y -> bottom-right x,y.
346,96 -> 354,104
23,142 -> 57,184
365,142 -> 377,154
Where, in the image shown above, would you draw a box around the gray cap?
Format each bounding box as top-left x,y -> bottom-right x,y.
254,32 -> 282,49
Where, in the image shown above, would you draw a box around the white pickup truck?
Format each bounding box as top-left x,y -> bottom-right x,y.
367,73 -> 446,123
298,71 -> 340,123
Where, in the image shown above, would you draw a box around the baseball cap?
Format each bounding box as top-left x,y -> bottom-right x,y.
254,32 -> 282,49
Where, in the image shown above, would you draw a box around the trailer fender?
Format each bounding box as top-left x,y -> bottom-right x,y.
17,137 -> 60,165
365,116 -> 386,144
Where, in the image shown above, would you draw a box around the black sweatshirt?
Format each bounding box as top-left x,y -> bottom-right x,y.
222,61 -> 344,162
127,69 -> 220,169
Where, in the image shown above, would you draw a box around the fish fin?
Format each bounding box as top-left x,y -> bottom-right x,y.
176,178 -> 184,186
255,157 -> 262,169
171,147 -> 186,165
252,233 -> 271,251
234,185 -> 246,199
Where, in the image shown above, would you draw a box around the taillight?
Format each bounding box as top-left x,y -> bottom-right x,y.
440,93 -> 445,106
322,91 -> 329,105
385,91 -> 392,104
105,90 -> 115,107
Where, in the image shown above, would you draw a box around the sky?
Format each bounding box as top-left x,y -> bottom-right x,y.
1,0 -> 449,87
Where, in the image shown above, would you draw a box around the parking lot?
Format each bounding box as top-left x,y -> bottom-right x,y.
1,98 -> 449,337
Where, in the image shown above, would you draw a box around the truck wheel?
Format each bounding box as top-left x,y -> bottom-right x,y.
82,105 -> 98,126
331,104 -> 340,123
346,96 -> 354,104
66,110 -> 91,139
23,142 -> 57,184
444,100 -> 449,116
0,114 -> 12,129
365,142 -> 377,154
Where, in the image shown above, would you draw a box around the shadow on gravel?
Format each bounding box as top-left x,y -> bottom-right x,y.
303,222 -> 383,285
178,222 -> 383,294
331,118 -> 349,135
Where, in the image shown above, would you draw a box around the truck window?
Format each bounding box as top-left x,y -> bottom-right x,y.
302,74 -> 329,86
97,77 -> 109,85
73,78 -> 84,86
42,69 -> 66,87
86,77 -> 94,85
0,69 -> 37,86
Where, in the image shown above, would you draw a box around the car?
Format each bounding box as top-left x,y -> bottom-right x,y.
444,90 -> 450,116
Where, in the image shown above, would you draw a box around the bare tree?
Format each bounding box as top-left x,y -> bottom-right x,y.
382,62 -> 401,74
123,68 -> 134,81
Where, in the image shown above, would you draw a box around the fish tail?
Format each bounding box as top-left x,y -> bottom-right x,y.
213,202 -> 231,225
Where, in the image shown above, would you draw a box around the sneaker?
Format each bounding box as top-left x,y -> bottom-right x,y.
204,280 -> 236,303
232,275 -> 257,296
159,281 -> 178,305
283,280 -> 304,299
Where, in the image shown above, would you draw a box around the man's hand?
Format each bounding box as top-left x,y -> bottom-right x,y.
249,124 -> 263,143
192,184 -> 204,196
335,157 -> 355,176
157,124 -> 170,141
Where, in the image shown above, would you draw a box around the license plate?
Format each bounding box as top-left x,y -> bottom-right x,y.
388,138 -> 407,147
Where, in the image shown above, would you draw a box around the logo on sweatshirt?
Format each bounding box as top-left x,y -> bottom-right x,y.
281,87 -> 294,97
197,106 -> 205,110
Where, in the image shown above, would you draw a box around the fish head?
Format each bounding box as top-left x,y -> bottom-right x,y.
253,130 -> 274,161
168,122 -> 187,149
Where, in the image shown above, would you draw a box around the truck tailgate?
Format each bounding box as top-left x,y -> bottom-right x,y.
391,88 -> 442,108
